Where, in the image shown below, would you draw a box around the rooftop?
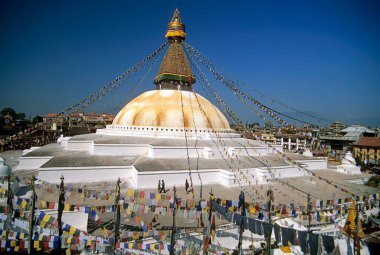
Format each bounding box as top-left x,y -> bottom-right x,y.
354,137 -> 380,148
341,125 -> 375,134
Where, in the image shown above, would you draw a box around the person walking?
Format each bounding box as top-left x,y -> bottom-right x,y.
160,180 -> 168,193
239,191 -> 245,208
185,179 -> 189,193
158,180 -> 161,193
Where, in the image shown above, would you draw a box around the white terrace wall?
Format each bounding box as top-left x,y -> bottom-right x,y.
94,144 -> 148,156
65,140 -> 94,152
37,166 -> 135,184
136,169 -> 221,189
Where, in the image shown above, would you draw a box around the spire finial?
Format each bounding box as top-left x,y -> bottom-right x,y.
166,8 -> 186,41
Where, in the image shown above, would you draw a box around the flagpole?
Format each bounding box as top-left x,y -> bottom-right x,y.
265,188 -> 273,255
355,199 -> 361,255
307,193 -> 312,254
170,186 -> 177,255
27,175 -> 36,255
58,175 -> 65,254
237,194 -> 246,255
203,188 -> 213,255
114,177 -> 121,252
5,173 -> 13,244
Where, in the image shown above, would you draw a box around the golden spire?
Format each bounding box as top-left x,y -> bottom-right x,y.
165,8 -> 186,41
154,9 -> 195,91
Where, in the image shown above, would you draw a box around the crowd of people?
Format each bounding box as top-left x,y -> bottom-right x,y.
0,133 -> 58,152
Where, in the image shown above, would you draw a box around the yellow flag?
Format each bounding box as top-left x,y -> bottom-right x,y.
40,201 -> 47,209
127,188 -> 133,197
64,204 -> 71,211
69,226 -> 76,235
43,214 -> 50,223
40,221 -> 46,228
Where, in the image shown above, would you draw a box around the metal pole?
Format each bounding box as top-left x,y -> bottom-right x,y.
170,186 -> 177,255
58,175 -> 65,254
266,188 -> 273,255
114,178 -> 121,250
237,194 -> 246,255
28,175 -> 36,255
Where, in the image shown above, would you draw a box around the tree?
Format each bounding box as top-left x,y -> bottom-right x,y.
366,176 -> 380,188
17,112 -> 26,121
355,155 -> 363,166
264,121 -> 274,128
1,108 -> 17,120
32,115 -> 43,123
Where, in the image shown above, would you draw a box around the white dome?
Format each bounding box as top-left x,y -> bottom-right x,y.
112,90 -> 230,130
302,149 -> 313,157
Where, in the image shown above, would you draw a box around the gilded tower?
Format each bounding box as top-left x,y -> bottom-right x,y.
153,9 -> 196,91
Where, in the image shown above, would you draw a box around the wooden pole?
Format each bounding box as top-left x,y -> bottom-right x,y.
307,193 -> 312,254
237,193 -> 246,255
265,188 -> 273,255
27,175 -> 36,254
203,188 -> 213,255
355,201 -> 361,255
114,178 -> 121,251
5,173 -> 13,243
58,175 -> 65,254
170,186 -> 177,255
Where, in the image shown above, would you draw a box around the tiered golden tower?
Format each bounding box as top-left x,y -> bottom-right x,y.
154,9 -> 196,91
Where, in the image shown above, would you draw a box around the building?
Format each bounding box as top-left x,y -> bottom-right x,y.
253,127 -> 313,152
43,113 -> 65,125
275,134 -> 312,152
319,125 -> 376,158
81,112 -> 105,125
353,137 -> 380,165
67,112 -> 83,127
330,121 -> 344,132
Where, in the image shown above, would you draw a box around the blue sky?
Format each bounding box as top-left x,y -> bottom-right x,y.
0,1 -> 379,126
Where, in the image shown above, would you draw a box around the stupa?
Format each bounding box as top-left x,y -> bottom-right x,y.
336,151 -> 361,175
99,9 -> 231,139
15,9 -> 327,188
